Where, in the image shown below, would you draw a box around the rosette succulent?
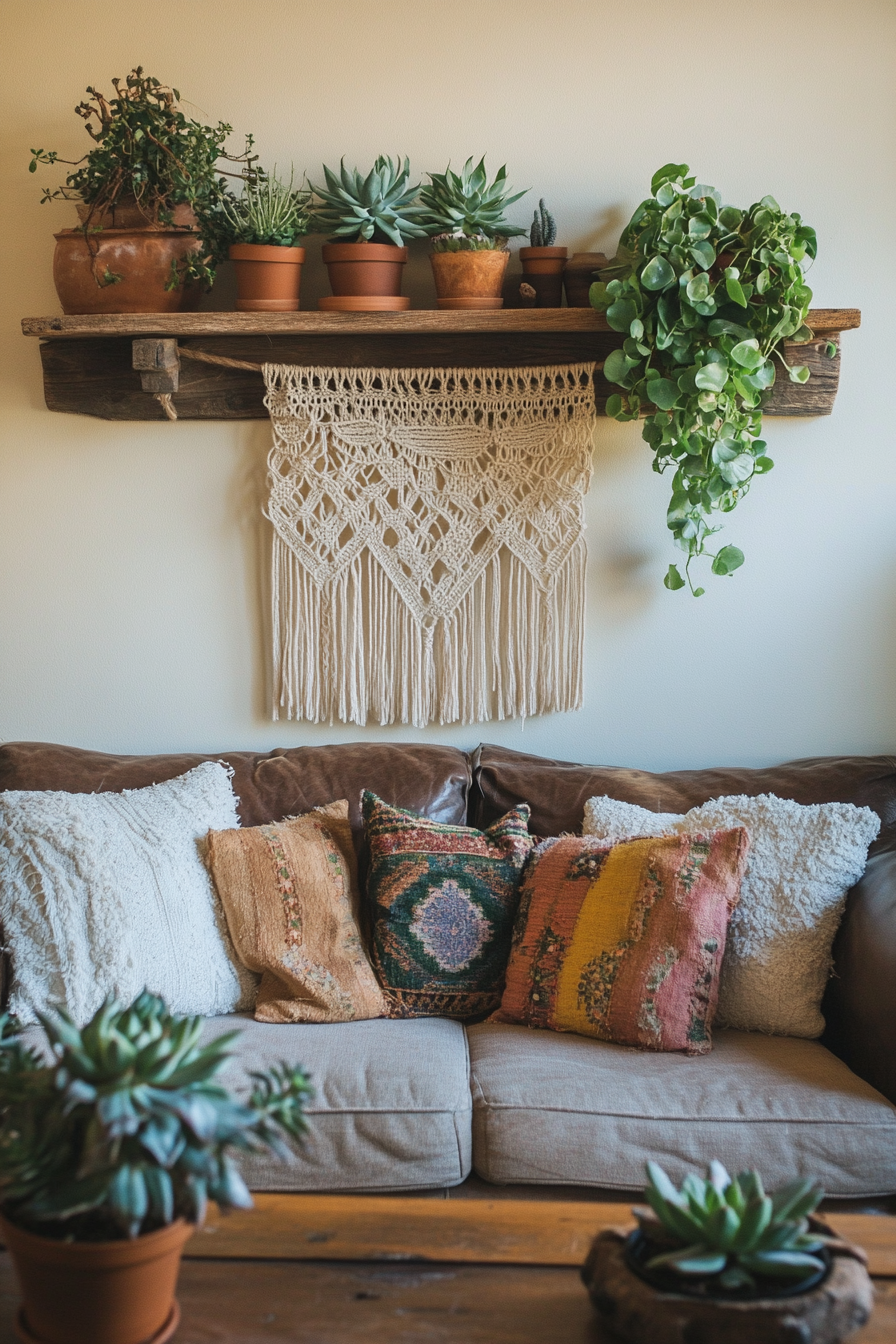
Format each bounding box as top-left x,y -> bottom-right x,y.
636,1160 -> 828,1294
310,156 -> 429,246
420,157 -> 527,251
591,163 -> 818,594
0,991 -> 311,1240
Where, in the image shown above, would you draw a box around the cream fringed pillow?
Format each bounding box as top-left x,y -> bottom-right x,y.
207,801 -> 387,1023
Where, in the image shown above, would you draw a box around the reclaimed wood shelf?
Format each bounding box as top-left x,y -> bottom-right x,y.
22,308 -> 860,421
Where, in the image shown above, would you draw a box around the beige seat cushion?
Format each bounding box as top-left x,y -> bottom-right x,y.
467,1023 -> 896,1197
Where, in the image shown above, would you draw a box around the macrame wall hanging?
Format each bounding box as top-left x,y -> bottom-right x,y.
262,362 -> 596,727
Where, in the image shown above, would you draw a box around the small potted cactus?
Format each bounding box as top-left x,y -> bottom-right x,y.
419,157 -> 527,308
213,166 -> 312,311
309,157 -> 429,310
0,992 -> 311,1344
582,1162 -> 874,1344
518,199 -> 567,306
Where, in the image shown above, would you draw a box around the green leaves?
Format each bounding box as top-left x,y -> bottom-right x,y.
664,564 -> 686,590
641,255 -> 675,290
312,156 -> 430,245
418,156 -> 527,244
711,545 -> 745,576
725,269 -> 748,307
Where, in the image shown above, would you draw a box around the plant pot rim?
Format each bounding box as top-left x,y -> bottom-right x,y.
519,246 -> 568,260
322,242 -> 408,262
229,243 -> 306,261
0,1212 -> 194,1263
623,1229 -> 832,1303
55,227 -> 198,239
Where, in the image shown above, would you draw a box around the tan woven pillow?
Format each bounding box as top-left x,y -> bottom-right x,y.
206,800 -> 386,1023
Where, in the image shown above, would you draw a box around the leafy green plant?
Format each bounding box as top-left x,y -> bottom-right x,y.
0,991 -> 311,1241
420,157 -> 527,251
29,67 -> 257,290
529,198 -> 557,248
636,1161 -> 828,1294
590,164 -> 818,594
309,157 -> 429,246
213,167 -> 311,247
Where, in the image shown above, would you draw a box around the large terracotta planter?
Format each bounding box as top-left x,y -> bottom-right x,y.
320,242 -> 409,311
429,249 -> 509,309
230,243 -> 305,311
519,245 -> 568,307
1,1214 -> 193,1344
53,226 -> 202,315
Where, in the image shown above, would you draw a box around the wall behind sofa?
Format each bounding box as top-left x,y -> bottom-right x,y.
1,0 -> 894,770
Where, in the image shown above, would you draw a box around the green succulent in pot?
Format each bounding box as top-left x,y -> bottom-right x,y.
591,163 -> 818,594
211,166 -> 311,249
634,1160 -> 829,1296
309,156 -> 429,245
419,157 -> 528,251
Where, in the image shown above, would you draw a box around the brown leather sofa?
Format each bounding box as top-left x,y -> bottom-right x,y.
2,739 -> 895,1199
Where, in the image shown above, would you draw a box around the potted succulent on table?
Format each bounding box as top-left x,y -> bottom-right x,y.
309,157 -> 429,311
582,1162 -> 874,1344
590,162 -> 819,595
418,157 -> 528,308
0,991 -> 311,1344
518,199 -> 567,307
30,68 -> 257,315
210,167 -> 312,311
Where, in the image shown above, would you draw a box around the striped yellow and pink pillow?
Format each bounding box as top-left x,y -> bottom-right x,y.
491,829 -> 750,1055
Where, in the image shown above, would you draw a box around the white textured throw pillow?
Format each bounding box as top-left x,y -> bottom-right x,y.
0,762 -> 255,1025
582,793 -> 880,1038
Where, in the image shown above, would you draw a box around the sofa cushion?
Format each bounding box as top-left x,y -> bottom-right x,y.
470,743 -> 896,855
467,1022 -> 896,1197
199,1015 -> 472,1191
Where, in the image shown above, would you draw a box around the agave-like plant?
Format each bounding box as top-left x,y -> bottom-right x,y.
636,1161 -> 828,1293
420,157 -> 528,251
309,156 -> 429,246
0,991 -> 311,1240
529,198 -> 557,248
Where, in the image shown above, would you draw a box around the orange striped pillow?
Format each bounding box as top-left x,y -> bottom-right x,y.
491,830 -> 749,1054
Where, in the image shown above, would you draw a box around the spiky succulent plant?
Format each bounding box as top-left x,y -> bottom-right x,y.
529,198 -> 557,248
636,1161 -> 828,1293
216,166 -> 311,247
309,156 -> 429,246
420,157 -> 527,251
0,992 -> 311,1240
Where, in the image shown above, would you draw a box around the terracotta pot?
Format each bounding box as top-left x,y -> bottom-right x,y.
319,294 -> 410,311
1,1215 -> 193,1344
429,249 -> 509,308
76,200 -> 198,230
518,245 -> 568,307
562,251 -> 609,307
320,242 -> 408,309
230,243 -> 305,312
53,227 -> 202,315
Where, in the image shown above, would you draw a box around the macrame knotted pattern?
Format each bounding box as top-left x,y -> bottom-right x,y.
263,362 -> 596,727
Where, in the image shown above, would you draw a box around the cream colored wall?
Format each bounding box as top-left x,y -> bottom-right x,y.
1,0 -> 895,767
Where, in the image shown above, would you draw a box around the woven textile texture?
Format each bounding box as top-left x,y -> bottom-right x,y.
207,800 -> 387,1024
363,791 -> 534,1020
492,830 -> 750,1055
582,793 -> 881,1038
0,763 -> 253,1025
263,363 -> 596,727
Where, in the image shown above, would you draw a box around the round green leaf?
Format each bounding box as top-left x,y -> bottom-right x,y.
695,362 -> 728,392
686,273 -> 710,303
648,378 -> 679,410
664,564 -> 686,591
711,545 -> 745,576
641,255 -> 676,290
690,240 -> 716,270
603,349 -> 631,385
588,281 -> 609,310
725,272 -> 748,307
606,298 -> 638,332
720,454 -> 754,485
788,364 -> 811,384
605,393 -> 624,417
730,339 -> 762,371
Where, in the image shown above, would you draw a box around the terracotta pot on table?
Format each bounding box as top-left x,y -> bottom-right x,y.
230,243 -> 305,311
429,249 -> 509,309
518,245 -> 568,307
562,251 -> 609,308
320,241 -> 409,311
1,1214 -> 193,1344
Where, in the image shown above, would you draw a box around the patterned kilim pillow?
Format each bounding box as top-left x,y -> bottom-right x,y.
363,791 -> 533,1019
491,829 -> 750,1054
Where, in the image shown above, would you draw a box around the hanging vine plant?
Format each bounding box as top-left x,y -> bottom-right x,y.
591,164 -> 819,594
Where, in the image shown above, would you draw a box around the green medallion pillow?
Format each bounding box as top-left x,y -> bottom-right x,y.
362,791 -> 533,1020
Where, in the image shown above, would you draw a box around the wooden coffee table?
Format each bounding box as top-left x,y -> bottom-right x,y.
1,1195 -> 893,1342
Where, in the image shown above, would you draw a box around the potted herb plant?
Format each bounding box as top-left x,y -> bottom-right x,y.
590,163 -> 819,594
518,199 -> 567,307
419,157 -> 528,308
30,68 -> 256,315
309,157 -> 429,311
0,992 -> 310,1344
211,167 -> 311,311
582,1162 -> 873,1344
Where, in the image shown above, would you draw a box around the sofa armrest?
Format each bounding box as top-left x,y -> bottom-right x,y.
825,847 -> 896,1104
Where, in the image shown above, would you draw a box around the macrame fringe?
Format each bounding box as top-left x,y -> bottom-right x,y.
272,537 -> 586,727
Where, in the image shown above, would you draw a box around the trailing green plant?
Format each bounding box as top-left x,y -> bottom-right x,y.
309,157 -> 429,246
590,163 -> 818,594
636,1160 -> 828,1294
0,991 -> 311,1241
529,198 -> 557,248
29,67 -> 257,290
212,167 -> 311,248
420,157 -> 527,251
